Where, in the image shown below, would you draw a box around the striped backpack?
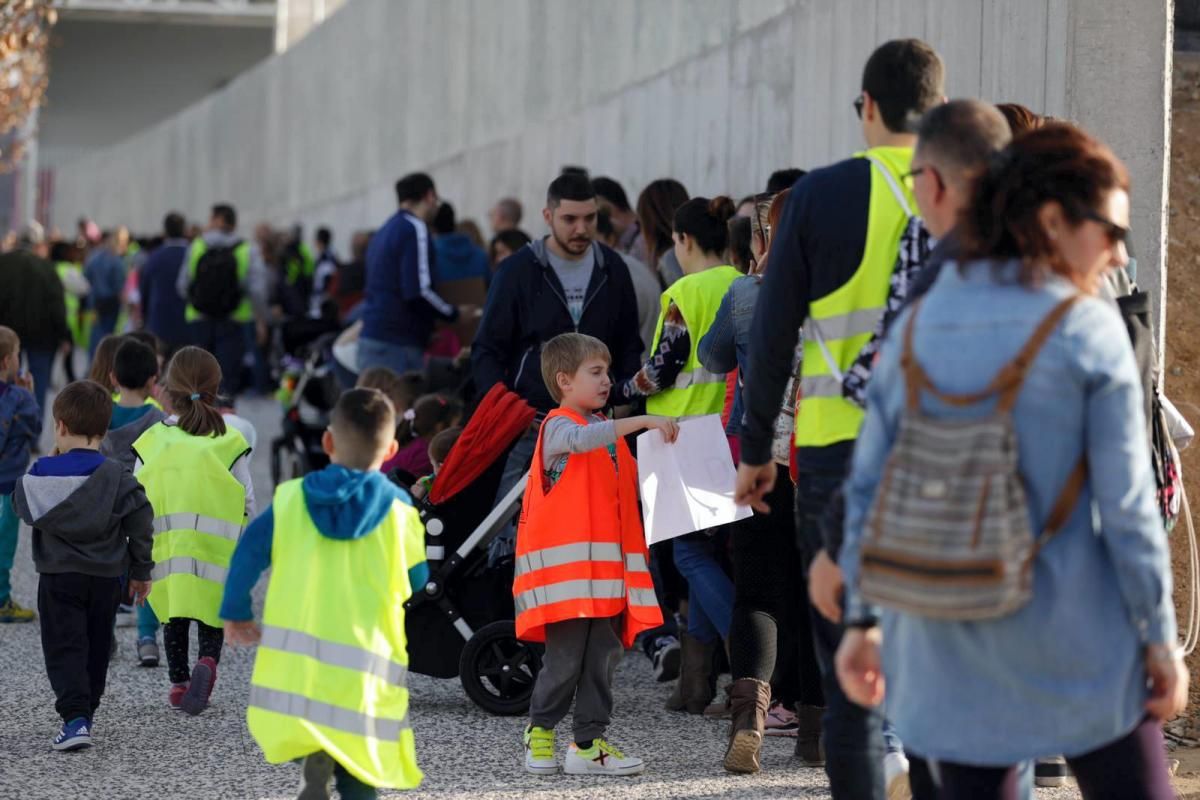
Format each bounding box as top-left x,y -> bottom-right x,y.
859,295 -> 1086,620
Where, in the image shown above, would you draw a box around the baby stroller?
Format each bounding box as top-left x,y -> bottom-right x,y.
404,384 -> 542,715
270,330 -> 342,486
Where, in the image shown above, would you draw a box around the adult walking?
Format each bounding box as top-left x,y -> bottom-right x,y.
836,123 -> 1184,800
735,39 -> 945,800
84,230 -> 126,359
359,173 -> 462,376
176,203 -> 269,397
139,212 -> 192,358
0,223 -> 70,417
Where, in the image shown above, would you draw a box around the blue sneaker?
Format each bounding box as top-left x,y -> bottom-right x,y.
52,717 -> 92,752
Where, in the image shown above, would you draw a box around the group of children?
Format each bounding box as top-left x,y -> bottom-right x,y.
0,322 -> 671,795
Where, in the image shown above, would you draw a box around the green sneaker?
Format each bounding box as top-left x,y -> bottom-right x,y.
0,598 -> 35,623
564,738 -> 644,776
523,725 -> 557,775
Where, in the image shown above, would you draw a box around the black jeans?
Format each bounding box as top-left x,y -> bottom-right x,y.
796,464 -> 885,800
729,464 -> 824,708
909,716 -> 1174,800
38,572 -> 123,722
163,617 -> 224,684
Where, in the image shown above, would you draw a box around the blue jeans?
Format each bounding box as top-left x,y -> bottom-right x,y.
137,600 -> 160,640
24,347 -> 54,427
797,464 -> 886,800
89,312 -> 119,359
0,493 -> 17,604
356,337 -> 424,376
672,531 -> 733,645
189,318 -> 246,397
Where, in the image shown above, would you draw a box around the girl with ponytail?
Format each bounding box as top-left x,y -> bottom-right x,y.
132,346 -> 255,714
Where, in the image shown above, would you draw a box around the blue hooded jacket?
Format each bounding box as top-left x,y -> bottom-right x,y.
219,464 -> 429,621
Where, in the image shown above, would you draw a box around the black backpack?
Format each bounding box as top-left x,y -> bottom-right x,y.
188,242 -> 244,318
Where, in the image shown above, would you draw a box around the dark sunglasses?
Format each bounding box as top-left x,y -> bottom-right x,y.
853,94 -> 865,119
1082,209 -> 1130,244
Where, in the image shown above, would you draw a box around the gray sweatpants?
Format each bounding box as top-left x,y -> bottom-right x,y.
528,616 -> 623,743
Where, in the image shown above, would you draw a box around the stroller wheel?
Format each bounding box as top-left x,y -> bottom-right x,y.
459,621 -> 542,716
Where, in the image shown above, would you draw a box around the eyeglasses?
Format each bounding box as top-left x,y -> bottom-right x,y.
853,94 -> 865,119
1082,209 -> 1130,244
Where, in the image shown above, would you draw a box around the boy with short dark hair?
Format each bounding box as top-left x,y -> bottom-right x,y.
0,325 -> 41,623
517,332 -> 676,776
13,380 -> 153,751
100,339 -> 167,470
221,387 -> 428,799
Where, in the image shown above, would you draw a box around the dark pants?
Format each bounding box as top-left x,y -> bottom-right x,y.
529,617 -> 623,745
909,717 -> 1174,800
188,318 -> 245,397
163,617 -> 224,684
729,464 -> 824,708
38,572 -> 122,722
25,346 -> 54,427
300,752 -> 378,800
89,312 -> 118,359
796,463 -> 885,800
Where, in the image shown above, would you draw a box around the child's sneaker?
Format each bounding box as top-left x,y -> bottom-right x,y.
51,717 -> 92,751
523,725 -> 557,775
114,604 -> 136,627
298,751 -> 335,799
563,739 -> 644,776
764,701 -> 800,737
181,657 -> 217,715
650,635 -> 680,682
0,597 -> 35,623
137,637 -> 159,667
168,682 -> 189,710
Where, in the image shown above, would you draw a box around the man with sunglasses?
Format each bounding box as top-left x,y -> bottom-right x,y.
734,39 -> 944,800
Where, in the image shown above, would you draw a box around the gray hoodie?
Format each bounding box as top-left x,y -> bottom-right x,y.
100,407 -> 168,471
14,458 -> 154,580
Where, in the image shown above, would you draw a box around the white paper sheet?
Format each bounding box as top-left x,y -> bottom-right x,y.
637,414 -> 753,545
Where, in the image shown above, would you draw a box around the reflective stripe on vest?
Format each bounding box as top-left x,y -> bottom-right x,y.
515,541 -> 623,576
514,578 -> 627,616
152,512 -> 243,541
628,587 -> 658,607
184,239 -> 252,323
152,555 -> 229,584
249,686 -> 409,742
646,266 -> 742,418
260,625 -> 408,686
795,147 -> 915,447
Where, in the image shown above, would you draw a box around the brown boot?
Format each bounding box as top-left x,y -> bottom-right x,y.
682,636 -> 717,714
794,704 -> 825,766
664,633 -> 694,711
703,683 -> 733,720
723,678 -> 771,774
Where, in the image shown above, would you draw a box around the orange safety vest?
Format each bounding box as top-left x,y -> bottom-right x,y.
513,408 -> 663,648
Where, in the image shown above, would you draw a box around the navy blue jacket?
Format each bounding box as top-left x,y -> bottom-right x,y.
139,240 -> 190,347
361,210 -> 459,349
471,239 -> 644,412
0,381 -> 41,495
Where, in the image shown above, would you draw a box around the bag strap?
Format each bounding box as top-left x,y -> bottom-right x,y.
902,295 -> 1083,412
865,155 -> 913,218
1021,457 -> 1088,584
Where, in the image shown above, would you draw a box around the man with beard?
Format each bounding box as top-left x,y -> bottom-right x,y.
472,171 -> 644,556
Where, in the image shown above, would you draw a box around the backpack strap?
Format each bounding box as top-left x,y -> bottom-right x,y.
1021,457 -> 1088,585
902,295 -> 1083,412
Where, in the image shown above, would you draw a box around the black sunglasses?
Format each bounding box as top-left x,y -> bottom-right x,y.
1082,209 -> 1130,244
853,94 -> 865,119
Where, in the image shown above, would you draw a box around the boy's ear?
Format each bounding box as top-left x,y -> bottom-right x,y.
555,370 -> 571,394
109,371 -> 119,389
321,429 -> 336,458
383,438 -> 399,461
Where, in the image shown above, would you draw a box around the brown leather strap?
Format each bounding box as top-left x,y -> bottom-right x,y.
903,295 -> 1083,412
1021,458 -> 1088,586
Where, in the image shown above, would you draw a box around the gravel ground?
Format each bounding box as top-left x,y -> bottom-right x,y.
0,394 -> 1084,800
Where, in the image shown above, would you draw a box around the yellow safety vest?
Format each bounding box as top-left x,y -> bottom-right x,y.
184,239 -> 253,323
55,262 -> 87,349
646,265 -> 741,418
795,147 -> 915,447
247,479 -> 424,789
133,423 -> 249,627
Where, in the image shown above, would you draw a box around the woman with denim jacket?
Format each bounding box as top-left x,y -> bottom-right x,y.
699,190 -> 827,773
836,125 -> 1185,799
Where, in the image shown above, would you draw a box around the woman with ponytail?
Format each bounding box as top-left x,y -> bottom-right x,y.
132,346 -> 255,715
616,196 -> 744,719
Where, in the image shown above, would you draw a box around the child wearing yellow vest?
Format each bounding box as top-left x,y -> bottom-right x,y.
222,388 -> 427,798
516,333 -> 675,777
132,347 -> 254,715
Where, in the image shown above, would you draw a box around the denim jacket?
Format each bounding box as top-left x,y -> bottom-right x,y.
840,261 -> 1175,765
698,275 -> 758,435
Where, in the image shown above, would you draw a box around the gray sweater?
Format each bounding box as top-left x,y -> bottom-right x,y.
14,458 -> 154,580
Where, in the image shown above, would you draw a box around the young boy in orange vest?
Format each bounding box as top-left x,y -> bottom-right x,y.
515,332 -> 677,776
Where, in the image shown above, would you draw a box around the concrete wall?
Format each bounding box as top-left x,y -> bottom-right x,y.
51,0 -> 1173,329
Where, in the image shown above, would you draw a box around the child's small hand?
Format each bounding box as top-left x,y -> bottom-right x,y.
647,416 -> 680,444
224,620 -> 262,647
128,579 -> 152,606
15,370 -> 33,392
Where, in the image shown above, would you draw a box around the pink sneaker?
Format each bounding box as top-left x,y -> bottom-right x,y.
168,683 -> 189,710
180,657 -> 218,716
764,701 -> 800,737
